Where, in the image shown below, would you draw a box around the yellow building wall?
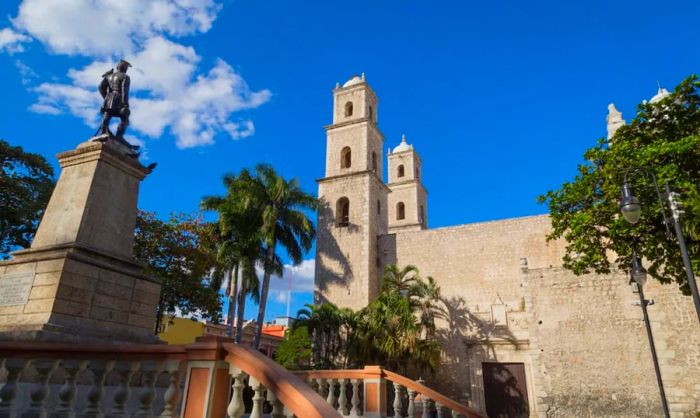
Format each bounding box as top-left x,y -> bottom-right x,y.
158,317 -> 205,345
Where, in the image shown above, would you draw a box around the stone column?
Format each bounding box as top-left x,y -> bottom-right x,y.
0,139 -> 160,343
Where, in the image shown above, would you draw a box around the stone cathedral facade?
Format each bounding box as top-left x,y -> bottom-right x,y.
314,75 -> 700,417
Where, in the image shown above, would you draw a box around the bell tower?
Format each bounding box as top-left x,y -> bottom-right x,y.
315,74 -> 388,310
387,134 -> 428,232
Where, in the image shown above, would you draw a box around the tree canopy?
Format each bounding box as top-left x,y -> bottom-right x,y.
284,264 -> 442,377
539,75 -> 700,293
0,139 -> 54,258
134,211 -> 224,331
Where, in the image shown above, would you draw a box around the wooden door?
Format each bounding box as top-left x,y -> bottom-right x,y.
482,362 -> 529,418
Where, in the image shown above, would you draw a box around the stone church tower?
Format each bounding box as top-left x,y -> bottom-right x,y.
315,74 -> 389,309
387,134 -> 428,232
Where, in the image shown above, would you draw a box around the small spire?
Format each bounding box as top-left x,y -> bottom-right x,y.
607,103 -> 626,140
361,72 -> 366,81
401,134 -> 406,143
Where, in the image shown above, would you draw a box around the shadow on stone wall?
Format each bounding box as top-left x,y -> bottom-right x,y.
315,200 -> 355,301
430,295 -> 522,410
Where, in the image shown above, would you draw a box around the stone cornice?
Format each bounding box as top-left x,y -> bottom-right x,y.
58,140 -> 150,180
317,170 -> 391,192
325,118 -> 385,139
387,179 -> 428,194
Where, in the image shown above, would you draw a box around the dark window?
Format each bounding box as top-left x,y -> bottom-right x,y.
337,197 -> 350,226
341,147 -> 352,169
369,105 -> 374,121
420,205 -> 425,224
372,152 -> 377,171
377,199 -> 381,214
397,165 -> 405,178
416,166 -> 420,179
344,101 -> 353,117
397,202 -> 405,220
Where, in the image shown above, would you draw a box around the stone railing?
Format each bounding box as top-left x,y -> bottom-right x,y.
0,336 -> 340,418
295,366 -> 486,418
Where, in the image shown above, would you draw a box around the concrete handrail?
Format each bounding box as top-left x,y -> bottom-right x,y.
296,365 -> 487,418
383,368 -> 486,418
223,343 -> 342,418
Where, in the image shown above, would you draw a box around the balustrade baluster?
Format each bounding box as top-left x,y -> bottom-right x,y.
160,360 -> 184,418
135,361 -> 160,417
23,358 -> 60,418
435,403 -> 445,418
249,377 -> 265,418
306,377 -> 317,394
315,378 -> 326,398
0,358 -> 28,415
226,367 -> 247,418
349,379 -> 360,417
450,410 -> 463,418
81,359 -> 115,417
406,388 -> 416,418
392,383 -> 403,418
325,378 -> 336,409
337,378 -> 348,416
421,398 -> 433,418
282,405 -> 294,418
266,390 -> 284,418
110,361 -> 140,416
52,359 -> 87,417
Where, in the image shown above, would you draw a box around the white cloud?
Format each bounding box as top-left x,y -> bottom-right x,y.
269,259 -> 316,294
0,28 -> 31,53
4,0 -> 270,148
12,0 -> 220,56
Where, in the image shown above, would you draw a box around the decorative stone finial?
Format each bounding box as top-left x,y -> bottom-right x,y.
401,134 -> 406,143
361,72 -> 366,81
606,103 -> 626,140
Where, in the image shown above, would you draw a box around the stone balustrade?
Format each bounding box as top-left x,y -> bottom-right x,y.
0,337 -> 340,418
295,367 -> 486,418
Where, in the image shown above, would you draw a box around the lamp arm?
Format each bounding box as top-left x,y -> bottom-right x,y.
622,168 -> 673,240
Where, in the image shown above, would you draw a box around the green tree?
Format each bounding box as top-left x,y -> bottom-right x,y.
0,139 -> 54,258
294,303 -> 354,369
202,170 -> 267,342
134,211 -> 224,332
539,75 -> 700,293
274,325 -> 312,370
234,164 -> 318,349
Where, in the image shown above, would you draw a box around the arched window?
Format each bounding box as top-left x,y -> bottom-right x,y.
416,167 -> 420,179
397,202 -> 405,220
372,152 -> 377,171
377,199 -> 381,214
369,105 -> 374,121
337,197 -> 350,227
341,147 -> 352,169
420,205 -> 425,224
397,165 -> 405,178
344,101 -> 353,117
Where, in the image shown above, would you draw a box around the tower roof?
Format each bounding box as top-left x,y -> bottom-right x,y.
342,73 -> 365,88
649,87 -> 670,104
392,134 -> 413,153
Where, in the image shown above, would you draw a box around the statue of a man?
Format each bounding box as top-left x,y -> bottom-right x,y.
98,59 -> 135,148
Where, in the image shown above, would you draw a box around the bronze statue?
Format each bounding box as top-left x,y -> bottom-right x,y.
97,59 -> 139,153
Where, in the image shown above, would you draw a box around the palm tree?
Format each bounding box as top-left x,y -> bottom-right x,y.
234,164 -> 318,349
202,170 -> 266,341
295,303 -> 354,368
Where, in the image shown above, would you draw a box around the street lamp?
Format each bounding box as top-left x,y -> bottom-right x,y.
619,169 -> 700,323
628,251 -> 670,418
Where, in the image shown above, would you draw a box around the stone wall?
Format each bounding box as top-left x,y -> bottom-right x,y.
375,214 -> 700,417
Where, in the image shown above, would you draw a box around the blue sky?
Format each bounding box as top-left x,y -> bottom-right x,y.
1,0 -> 698,322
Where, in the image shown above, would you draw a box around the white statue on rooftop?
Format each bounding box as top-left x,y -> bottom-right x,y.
606,103 -> 626,140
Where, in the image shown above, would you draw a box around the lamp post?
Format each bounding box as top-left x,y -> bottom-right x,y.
619,170 -> 700,323
629,250 -> 670,418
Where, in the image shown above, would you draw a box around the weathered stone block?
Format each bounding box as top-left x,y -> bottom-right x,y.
29,284 -> 59,300
36,259 -> 66,274
33,272 -> 62,287
22,299 -> 55,314
90,305 -> 127,325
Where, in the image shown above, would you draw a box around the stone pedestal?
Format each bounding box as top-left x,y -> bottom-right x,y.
0,139 -> 160,343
